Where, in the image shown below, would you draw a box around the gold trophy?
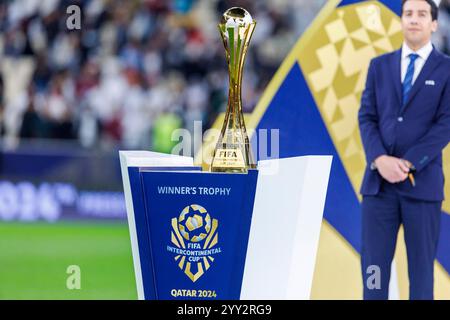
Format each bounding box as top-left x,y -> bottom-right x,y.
210,7 -> 257,173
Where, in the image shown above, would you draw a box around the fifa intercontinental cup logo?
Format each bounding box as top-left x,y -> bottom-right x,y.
168,204 -> 221,282
210,7 -> 257,173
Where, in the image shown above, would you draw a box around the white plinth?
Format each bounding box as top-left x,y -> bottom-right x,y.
240,155 -> 332,300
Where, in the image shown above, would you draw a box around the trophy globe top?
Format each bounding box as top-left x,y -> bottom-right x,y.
221,7 -> 254,28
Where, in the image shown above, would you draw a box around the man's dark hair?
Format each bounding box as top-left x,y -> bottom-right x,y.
401,0 -> 439,21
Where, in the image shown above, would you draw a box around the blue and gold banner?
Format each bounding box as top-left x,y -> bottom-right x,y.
130,169 -> 258,299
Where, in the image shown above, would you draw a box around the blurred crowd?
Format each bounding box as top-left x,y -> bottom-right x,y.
0,0 -> 449,152
0,0 -> 323,152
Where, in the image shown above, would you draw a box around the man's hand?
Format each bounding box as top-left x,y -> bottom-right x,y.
374,155 -> 410,183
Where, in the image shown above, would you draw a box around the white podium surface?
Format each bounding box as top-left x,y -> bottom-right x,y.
240,156 -> 332,300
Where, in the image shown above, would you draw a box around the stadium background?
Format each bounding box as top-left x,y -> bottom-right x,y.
0,0 -> 449,299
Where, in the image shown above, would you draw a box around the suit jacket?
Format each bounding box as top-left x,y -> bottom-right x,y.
358,47 -> 450,201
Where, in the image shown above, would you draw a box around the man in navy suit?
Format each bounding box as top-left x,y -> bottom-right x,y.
358,0 -> 450,299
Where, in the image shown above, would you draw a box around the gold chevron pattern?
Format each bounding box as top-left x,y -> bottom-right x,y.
298,1 -> 405,198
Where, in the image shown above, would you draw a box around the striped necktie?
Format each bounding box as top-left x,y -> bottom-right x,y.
402,53 -> 419,106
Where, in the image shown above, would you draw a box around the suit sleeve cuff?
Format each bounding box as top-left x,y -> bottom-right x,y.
367,151 -> 386,169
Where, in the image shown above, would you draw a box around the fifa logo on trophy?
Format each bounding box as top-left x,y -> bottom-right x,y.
210,7 -> 257,173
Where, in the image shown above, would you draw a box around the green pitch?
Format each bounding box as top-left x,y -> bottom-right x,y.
0,221 -> 137,300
